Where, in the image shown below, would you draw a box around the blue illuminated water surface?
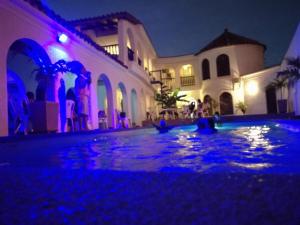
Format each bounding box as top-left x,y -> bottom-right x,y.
1,121 -> 300,224
2,121 -> 299,173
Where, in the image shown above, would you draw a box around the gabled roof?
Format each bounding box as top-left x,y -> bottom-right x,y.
23,0 -> 127,68
195,29 -> 266,55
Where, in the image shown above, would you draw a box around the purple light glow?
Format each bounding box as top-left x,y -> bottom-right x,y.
58,33 -> 69,44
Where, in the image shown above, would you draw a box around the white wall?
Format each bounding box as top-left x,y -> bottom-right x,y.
242,66 -> 279,115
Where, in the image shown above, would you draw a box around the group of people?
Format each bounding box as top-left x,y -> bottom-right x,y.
66,73 -> 92,132
152,98 -> 222,134
153,113 -> 221,134
185,99 -> 212,119
8,91 -> 36,135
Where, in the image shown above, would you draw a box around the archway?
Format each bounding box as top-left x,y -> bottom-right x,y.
6,38 -> 51,135
58,60 -> 91,132
219,92 -> 233,115
131,89 -> 138,126
97,74 -> 114,128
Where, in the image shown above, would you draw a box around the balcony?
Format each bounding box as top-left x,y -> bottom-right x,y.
103,44 -> 119,57
180,76 -> 195,87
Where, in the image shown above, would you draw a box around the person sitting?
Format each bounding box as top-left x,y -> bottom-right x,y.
152,119 -> 174,133
196,117 -> 217,134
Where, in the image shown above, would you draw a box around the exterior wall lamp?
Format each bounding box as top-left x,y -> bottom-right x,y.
57,33 -> 69,44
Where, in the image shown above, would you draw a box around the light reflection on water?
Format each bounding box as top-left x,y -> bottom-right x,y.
49,121 -> 300,173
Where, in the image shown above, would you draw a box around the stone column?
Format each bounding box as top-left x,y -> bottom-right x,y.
89,77 -> 98,130
118,20 -> 127,66
294,80 -> 300,115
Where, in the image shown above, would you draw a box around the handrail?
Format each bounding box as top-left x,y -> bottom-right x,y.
103,44 -> 119,56
180,75 -> 195,86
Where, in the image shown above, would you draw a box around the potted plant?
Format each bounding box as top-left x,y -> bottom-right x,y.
267,76 -> 288,113
30,60 -> 69,133
235,101 -> 247,114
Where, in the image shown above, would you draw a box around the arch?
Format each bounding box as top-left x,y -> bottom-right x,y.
216,54 -> 230,77
202,59 -> 210,80
58,60 -> 91,132
6,38 -> 51,135
98,74 -> 114,128
131,88 -> 138,126
219,92 -> 233,115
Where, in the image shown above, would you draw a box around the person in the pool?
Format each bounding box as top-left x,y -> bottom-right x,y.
213,111 -> 222,126
195,117 -> 217,134
152,119 -> 174,133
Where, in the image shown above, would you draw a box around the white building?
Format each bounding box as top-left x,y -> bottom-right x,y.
153,29 -> 282,116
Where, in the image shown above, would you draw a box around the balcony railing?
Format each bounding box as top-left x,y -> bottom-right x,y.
103,44 -> 119,57
180,76 -> 195,87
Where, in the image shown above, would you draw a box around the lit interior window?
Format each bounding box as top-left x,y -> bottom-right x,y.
181,64 -> 192,76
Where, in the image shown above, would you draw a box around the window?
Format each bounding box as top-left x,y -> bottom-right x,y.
202,59 -> 210,80
216,54 -> 230,76
180,64 -> 193,77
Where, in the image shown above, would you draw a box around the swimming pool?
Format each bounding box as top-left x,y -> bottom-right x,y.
1,121 -> 300,224
1,121 -> 299,173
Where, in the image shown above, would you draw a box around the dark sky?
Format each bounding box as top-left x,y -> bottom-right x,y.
45,0 -> 300,66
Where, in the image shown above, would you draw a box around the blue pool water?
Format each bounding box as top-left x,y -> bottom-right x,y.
1,121 -> 299,173
1,121 -> 300,224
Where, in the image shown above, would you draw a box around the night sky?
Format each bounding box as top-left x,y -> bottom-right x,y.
45,0 -> 300,66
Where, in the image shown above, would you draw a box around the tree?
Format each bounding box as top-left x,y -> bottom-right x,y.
278,57 -> 300,87
267,76 -> 288,100
276,56 -> 300,112
154,85 -> 188,109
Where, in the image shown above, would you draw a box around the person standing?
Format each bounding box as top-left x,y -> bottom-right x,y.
197,99 -> 203,118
